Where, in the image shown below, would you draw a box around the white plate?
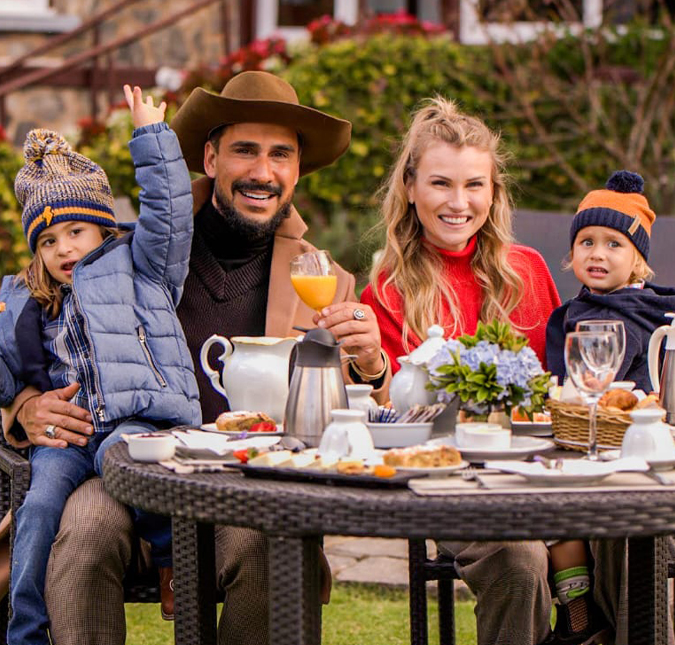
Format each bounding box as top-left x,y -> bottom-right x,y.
201,422 -> 285,437
394,460 -> 470,477
486,457 -> 649,486
511,421 -> 553,437
429,435 -> 555,462
491,465 -> 612,487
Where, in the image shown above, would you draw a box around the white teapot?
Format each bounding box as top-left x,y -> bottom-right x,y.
389,325 -> 445,413
200,335 -> 297,423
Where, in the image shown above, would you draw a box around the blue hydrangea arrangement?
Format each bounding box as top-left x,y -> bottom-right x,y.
426,320 -> 551,417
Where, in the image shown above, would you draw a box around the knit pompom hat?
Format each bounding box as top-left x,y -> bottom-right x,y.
570,170 -> 655,260
15,129 -> 116,253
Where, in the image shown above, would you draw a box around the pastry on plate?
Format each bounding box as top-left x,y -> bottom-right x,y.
382,444 -> 461,468
215,411 -> 275,432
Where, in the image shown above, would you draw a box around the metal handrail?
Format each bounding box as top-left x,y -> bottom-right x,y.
0,0 -> 228,127
0,0 -> 224,98
0,0 -> 146,80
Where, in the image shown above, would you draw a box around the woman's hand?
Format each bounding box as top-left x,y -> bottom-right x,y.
124,84 -> 167,129
17,383 -> 93,449
315,302 -> 384,376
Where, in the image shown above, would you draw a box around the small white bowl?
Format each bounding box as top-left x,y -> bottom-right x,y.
456,424 -> 511,451
127,434 -> 176,462
366,422 -> 433,448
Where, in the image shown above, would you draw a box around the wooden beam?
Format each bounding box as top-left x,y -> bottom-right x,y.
0,66 -> 156,90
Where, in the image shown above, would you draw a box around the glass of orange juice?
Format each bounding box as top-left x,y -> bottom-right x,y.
290,250 -> 338,312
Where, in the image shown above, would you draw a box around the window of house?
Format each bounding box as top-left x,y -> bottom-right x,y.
460,0 -> 603,44
277,0 -> 335,26
0,0 -> 79,32
256,0 -> 358,40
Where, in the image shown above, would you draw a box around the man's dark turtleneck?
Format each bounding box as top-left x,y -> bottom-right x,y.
197,199 -> 274,271
177,198 -> 275,422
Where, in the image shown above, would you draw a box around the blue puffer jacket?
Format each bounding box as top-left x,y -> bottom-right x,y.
0,121 -> 201,432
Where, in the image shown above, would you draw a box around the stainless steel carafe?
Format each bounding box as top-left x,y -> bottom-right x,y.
648,313 -> 675,424
284,328 -> 347,447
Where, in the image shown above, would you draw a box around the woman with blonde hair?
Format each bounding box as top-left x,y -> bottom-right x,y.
361,96 -> 559,368
361,98 -> 561,645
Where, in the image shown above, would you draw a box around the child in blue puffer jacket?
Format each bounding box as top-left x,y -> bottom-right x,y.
0,85 -> 201,645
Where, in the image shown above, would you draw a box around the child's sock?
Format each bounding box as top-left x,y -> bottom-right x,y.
554,566 -> 590,633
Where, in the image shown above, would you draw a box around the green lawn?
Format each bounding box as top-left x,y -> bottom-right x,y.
125,584 -> 478,644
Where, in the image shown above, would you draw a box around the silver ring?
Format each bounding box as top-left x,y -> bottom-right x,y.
353,308 -> 366,321
45,424 -> 57,439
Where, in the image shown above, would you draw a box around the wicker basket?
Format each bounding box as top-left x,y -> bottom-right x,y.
547,398 -> 631,452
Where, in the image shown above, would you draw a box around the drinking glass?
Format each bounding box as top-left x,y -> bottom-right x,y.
576,320 -> 626,369
290,250 -> 338,312
564,331 -> 621,460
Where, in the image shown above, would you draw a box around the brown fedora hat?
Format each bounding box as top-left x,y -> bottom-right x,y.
171,71 -> 352,176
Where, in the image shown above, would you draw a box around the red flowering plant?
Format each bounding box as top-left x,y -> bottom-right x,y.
179,37 -> 292,96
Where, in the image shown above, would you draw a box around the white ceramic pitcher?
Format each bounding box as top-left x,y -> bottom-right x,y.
200,335 -> 297,422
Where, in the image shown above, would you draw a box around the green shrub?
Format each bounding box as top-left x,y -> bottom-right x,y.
0,133 -> 29,277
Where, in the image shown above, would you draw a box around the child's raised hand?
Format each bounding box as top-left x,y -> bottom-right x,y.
123,84 -> 167,129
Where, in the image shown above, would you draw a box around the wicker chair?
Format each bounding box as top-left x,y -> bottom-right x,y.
0,438 -> 161,645
408,538 -> 674,645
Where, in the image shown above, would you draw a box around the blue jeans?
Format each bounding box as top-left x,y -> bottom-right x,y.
94,421 -> 172,567
8,420 -> 171,645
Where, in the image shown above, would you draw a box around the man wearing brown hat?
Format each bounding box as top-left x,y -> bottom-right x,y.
3,72 -> 389,645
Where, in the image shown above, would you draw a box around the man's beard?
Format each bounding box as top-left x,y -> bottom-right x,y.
213,179 -> 292,244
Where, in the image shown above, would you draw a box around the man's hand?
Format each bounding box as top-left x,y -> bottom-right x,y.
315,302 -> 385,377
124,84 -> 167,129
17,383 -> 94,449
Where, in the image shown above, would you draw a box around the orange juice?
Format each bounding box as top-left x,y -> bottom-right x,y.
291,274 -> 338,311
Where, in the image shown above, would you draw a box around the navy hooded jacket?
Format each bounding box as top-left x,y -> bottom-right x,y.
546,283 -> 675,392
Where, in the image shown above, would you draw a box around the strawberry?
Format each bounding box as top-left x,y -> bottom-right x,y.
249,421 -> 277,433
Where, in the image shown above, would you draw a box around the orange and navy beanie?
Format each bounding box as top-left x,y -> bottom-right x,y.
15,129 -> 116,253
570,170 -> 655,260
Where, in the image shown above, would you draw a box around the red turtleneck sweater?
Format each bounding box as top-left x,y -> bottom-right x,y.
360,237 -> 561,373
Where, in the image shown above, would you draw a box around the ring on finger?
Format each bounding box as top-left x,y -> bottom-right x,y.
45,424 -> 57,440
353,308 -> 366,321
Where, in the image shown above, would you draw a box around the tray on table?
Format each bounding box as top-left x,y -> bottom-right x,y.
224,462 -> 428,488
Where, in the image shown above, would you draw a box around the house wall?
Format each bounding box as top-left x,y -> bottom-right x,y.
0,0 -> 242,146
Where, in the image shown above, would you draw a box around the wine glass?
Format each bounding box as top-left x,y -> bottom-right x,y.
290,250 -> 338,312
576,320 -> 626,370
564,331 -> 621,460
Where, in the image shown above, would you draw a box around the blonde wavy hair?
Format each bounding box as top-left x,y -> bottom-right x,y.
371,97 -> 524,350
17,225 -> 122,318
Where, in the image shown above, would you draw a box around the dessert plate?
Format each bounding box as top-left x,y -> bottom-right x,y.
429,435 -> 555,462
485,457 -> 648,487
394,460 -> 470,477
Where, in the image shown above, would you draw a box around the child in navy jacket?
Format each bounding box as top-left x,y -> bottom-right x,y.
544,171 -> 675,645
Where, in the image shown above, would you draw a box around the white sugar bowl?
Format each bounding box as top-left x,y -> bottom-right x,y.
621,408 -> 675,462
127,434 -> 177,462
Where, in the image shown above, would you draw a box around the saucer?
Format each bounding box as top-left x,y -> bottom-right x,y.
429,435 -> 555,462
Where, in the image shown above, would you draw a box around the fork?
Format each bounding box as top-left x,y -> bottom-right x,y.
461,466 -> 478,481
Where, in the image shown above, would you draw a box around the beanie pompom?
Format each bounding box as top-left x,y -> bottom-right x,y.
606,170 -> 644,194
23,129 -> 72,163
